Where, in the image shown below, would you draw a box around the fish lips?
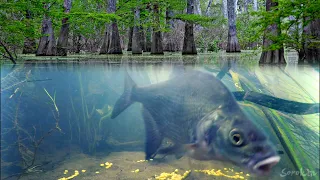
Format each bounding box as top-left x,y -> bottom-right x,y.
247,155 -> 281,175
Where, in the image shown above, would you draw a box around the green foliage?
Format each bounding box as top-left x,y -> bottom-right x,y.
208,40 -> 220,52
249,0 -> 320,52
0,1 -> 44,51
174,14 -> 219,26
2,0 -> 318,58
236,13 -> 262,50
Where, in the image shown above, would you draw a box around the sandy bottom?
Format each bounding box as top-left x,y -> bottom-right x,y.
13,149 -> 280,180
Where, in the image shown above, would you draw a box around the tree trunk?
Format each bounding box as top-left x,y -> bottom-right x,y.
140,26 -> 147,52
56,0 -> 72,56
303,19 -> 320,64
22,10 -> 36,54
259,0 -> 285,64
100,0 -> 122,54
0,40 -> 16,64
243,0 -> 248,13
151,4 -> 164,55
223,0 -> 228,18
182,0 -> 197,55
298,16 -> 307,63
226,0 -> 241,52
132,8 -> 142,54
100,24 -> 110,54
76,35 -> 81,53
205,0 -> 213,16
253,0 -> 258,11
36,5 -> 56,56
194,0 -> 201,15
108,22 -> 123,54
145,27 -> 152,52
164,10 -> 178,52
127,27 -> 133,51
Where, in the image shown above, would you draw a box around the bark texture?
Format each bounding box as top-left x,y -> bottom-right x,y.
164,10 -> 180,52
132,8 -> 142,54
223,0 -> 228,18
253,0 -> 258,11
145,27 -> 152,52
205,0 -> 213,16
243,0 -> 248,13
36,6 -> 56,56
151,4 -> 163,55
56,0 -> 72,56
73,35 -> 82,53
22,10 -> 36,54
226,0 -> 241,52
100,0 -> 122,54
303,19 -> 320,63
127,27 -> 133,51
182,0 -> 197,55
259,0 -> 285,64
100,25 -> 110,54
194,0 -> 201,15
140,26 -> 147,52
108,22 -> 123,54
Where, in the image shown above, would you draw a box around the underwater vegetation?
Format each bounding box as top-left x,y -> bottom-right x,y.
0,59 -> 319,180
204,62 -> 319,180
1,67 -> 62,179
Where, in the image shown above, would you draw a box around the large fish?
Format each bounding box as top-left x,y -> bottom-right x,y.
111,70 -> 280,175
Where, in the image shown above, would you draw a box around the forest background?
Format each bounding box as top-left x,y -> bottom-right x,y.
0,0 -> 319,64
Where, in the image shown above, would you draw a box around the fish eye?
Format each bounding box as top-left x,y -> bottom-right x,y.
229,129 -> 244,146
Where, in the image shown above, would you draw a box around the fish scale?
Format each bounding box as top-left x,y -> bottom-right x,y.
111,70 -> 281,176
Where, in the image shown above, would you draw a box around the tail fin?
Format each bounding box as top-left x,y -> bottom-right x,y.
111,71 -> 136,119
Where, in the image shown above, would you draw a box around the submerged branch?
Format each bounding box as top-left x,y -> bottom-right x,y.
2,88 -> 63,180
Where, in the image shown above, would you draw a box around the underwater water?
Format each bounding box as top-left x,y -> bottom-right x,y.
1,55 -> 319,180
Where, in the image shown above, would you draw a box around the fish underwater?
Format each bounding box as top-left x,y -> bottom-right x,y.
111,70 -> 280,175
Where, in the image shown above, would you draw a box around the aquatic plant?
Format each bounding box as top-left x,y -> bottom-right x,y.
68,72 -> 114,153
227,67 -> 318,180
2,88 -> 62,180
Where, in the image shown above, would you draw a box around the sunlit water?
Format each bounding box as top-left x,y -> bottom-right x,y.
1,55 -> 319,180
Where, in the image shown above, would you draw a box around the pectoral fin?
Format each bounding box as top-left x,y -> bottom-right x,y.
157,143 -> 198,159
143,108 -> 163,160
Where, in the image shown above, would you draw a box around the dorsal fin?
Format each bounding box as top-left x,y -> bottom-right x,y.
111,70 -> 137,119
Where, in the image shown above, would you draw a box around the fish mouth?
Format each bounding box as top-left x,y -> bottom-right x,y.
251,156 -> 280,175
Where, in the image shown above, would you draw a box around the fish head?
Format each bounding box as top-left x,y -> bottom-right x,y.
192,109 -> 280,175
